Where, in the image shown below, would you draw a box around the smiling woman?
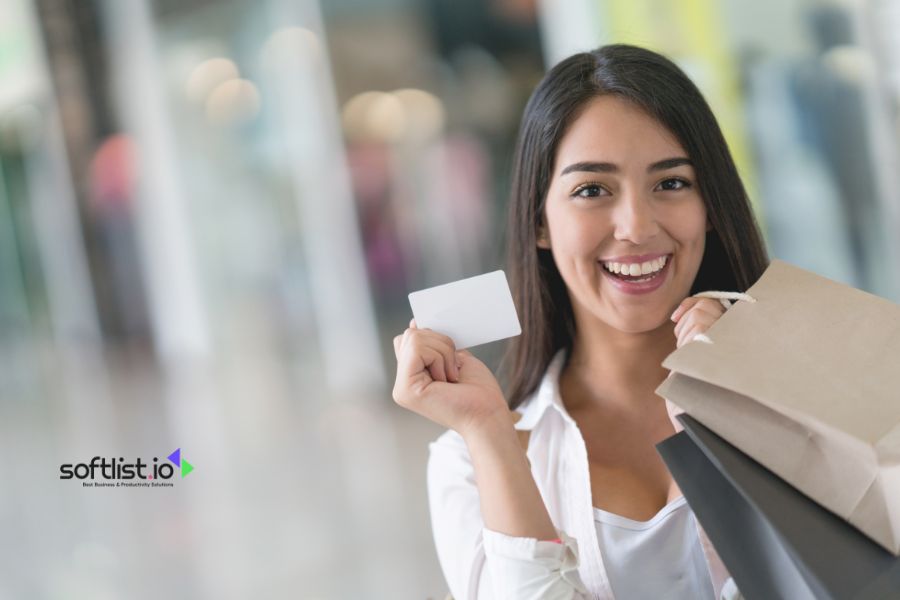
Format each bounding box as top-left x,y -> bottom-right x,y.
538,94 -> 709,320
394,44 -> 770,600
503,46 -> 769,411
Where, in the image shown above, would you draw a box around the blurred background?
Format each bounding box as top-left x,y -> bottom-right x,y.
1,0 -> 899,598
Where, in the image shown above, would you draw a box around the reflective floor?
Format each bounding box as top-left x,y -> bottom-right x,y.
0,338 -> 448,600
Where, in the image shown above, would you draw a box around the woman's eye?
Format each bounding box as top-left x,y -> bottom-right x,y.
657,178 -> 691,191
573,184 -> 606,198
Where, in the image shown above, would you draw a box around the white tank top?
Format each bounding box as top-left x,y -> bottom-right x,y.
593,495 -> 717,599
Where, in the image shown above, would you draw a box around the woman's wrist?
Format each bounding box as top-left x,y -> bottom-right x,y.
458,407 -> 518,443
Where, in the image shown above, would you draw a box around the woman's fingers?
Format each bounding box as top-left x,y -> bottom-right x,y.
674,310 -> 706,338
423,329 -> 459,381
673,302 -> 725,347
393,334 -> 403,359
690,299 -> 726,320
675,311 -> 710,341
675,312 -> 719,347
671,297 -> 724,323
673,299 -> 725,335
395,340 -> 449,395
676,323 -> 701,348
421,345 -> 449,383
670,297 -> 701,321
671,296 -> 718,321
395,323 -> 459,383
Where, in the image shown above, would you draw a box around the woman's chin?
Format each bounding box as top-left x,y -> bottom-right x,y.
608,313 -> 672,335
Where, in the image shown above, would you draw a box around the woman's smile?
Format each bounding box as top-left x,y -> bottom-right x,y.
598,253 -> 673,295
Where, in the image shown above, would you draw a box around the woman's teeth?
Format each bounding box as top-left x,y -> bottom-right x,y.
602,255 -> 668,277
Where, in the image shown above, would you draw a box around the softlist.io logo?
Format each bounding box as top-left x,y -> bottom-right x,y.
60,448 -> 194,488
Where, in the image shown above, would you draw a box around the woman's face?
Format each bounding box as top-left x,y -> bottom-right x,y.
540,95 -> 710,334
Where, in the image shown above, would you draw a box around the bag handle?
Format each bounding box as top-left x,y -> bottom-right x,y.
691,290 -> 756,310
685,291 -> 756,344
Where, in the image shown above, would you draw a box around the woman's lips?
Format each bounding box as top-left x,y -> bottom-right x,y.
599,254 -> 672,295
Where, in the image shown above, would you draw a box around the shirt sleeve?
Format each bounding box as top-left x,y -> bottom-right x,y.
482,527 -> 589,599
427,430 -> 589,600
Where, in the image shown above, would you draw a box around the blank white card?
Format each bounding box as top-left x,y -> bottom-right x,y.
408,270 -> 522,350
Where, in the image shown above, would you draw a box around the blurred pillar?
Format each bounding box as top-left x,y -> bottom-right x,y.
536,0 -> 606,67
855,2 -> 900,301
14,0 -> 102,346
101,0 -> 211,362
261,1 -> 385,394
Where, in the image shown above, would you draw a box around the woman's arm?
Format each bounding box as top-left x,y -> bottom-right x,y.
395,322 -> 587,598
428,423 -> 588,600
463,413 -> 589,599
393,319 -> 558,541
462,412 -> 558,541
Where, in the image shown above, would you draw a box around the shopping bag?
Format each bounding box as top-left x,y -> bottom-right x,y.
658,415 -> 900,600
656,259 -> 900,555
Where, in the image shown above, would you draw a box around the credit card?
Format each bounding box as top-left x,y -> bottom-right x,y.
408,270 -> 522,350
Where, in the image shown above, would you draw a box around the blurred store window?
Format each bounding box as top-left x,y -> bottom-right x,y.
324,0 -> 545,373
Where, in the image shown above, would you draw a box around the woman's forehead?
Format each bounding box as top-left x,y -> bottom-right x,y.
554,96 -> 687,172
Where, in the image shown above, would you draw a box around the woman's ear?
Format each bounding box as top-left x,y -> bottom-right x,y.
536,226 -> 551,249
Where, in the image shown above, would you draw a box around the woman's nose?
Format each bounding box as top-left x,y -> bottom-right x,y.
612,190 -> 660,244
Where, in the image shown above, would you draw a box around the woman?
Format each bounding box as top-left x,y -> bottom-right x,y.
393,44 -> 769,599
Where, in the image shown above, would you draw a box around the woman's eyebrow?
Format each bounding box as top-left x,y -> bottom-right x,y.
559,157 -> 692,176
648,157 -> 692,172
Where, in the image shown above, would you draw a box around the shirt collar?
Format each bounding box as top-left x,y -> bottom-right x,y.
513,347 -> 576,431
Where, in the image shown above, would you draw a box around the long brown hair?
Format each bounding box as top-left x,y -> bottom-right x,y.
500,44 -> 770,410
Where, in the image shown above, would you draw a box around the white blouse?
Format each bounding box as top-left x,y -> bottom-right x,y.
593,496 -> 715,599
426,348 -> 743,600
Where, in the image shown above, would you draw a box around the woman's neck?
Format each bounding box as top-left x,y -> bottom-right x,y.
561,311 -> 677,415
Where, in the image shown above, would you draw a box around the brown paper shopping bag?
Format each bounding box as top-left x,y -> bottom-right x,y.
656,259 -> 900,555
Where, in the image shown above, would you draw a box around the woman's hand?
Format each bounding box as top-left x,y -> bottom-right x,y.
665,297 -> 729,433
670,297 -> 727,348
392,319 -> 510,438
